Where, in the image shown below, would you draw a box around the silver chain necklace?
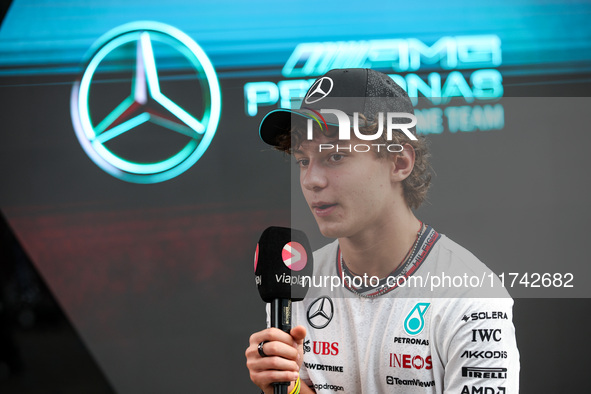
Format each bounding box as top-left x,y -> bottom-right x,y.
340,223 -> 426,298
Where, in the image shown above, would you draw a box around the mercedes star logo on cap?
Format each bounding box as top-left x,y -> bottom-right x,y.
304,76 -> 334,104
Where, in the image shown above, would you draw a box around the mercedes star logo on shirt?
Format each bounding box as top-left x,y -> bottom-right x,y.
307,296 -> 334,329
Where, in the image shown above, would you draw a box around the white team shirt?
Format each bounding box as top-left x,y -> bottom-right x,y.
285,225 -> 520,394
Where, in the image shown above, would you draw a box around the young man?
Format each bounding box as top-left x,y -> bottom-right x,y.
246,68 -> 519,393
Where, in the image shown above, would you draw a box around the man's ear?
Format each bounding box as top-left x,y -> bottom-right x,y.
391,143 -> 415,182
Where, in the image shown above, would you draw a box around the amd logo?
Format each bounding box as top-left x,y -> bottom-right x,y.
461,385 -> 505,394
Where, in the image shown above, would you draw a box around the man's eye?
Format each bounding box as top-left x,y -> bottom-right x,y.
329,154 -> 345,162
296,159 -> 309,167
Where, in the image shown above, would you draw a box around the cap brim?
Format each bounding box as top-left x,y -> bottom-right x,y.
259,109 -> 310,147
259,108 -> 347,147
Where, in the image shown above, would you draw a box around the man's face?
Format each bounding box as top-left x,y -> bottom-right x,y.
293,133 -> 399,239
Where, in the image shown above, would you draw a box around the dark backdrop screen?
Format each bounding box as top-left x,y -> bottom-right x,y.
1,1 -> 590,392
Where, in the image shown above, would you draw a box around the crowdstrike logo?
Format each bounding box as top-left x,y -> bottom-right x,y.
304,77 -> 334,104
304,361 -> 343,373
71,21 -> 221,183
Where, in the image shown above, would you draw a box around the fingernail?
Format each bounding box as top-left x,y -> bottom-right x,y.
292,372 -> 299,380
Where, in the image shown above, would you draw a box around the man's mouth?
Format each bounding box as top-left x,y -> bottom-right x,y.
317,203 -> 334,209
312,202 -> 337,216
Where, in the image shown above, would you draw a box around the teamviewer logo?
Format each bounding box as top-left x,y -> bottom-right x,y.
71,21 -> 221,183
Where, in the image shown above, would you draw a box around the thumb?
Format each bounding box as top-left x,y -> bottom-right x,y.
291,325 -> 307,369
290,325 -> 307,344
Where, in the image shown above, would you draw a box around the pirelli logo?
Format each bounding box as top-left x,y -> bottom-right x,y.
462,367 -> 507,379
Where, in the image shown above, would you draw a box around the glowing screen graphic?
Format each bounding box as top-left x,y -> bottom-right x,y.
71,21 -> 221,183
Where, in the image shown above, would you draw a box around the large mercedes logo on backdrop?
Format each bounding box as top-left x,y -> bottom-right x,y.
71,21 -> 221,183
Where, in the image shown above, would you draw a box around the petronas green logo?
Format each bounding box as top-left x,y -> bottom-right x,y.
404,303 -> 430,336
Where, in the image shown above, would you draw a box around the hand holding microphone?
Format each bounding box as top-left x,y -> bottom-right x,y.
246,227 -> 313,394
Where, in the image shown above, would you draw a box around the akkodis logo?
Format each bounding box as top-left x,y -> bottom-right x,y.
404,303 -> 430,336
71,21 -> 221,183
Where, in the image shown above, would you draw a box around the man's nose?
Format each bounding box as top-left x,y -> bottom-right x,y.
301,161 -> 328,191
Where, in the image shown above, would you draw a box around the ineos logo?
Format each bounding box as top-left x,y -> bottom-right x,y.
304,77 -> 334,104
389,353 -> 433,370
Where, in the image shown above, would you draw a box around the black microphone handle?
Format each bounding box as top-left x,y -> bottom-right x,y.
270,298 -> 292,333
271,298 -> 291,394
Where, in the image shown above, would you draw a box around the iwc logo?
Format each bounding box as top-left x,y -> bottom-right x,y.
306,296 -> 334,329
71,21 -> 221,183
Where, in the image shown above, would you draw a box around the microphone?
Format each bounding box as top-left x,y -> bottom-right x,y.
254,227 -> 313,394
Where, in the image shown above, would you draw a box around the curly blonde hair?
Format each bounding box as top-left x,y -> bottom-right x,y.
275,116 -> 432,210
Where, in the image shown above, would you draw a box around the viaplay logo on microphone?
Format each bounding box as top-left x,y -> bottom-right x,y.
254,243 -> 259,272
282,242 -> 308,271
254,227 -> 313,303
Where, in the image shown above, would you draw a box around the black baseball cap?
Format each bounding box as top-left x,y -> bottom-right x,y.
259,68 -> 414,146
